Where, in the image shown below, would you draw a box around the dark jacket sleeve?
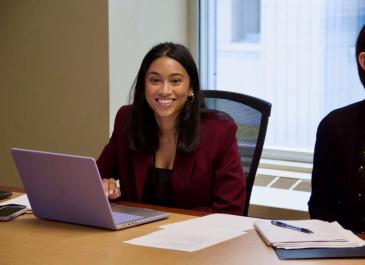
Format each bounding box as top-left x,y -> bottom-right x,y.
189,115 -> 246,215
211,120 -> 246,215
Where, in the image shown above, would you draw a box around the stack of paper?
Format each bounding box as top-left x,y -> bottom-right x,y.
254,219 -> 365,249
125,213 -> 254,252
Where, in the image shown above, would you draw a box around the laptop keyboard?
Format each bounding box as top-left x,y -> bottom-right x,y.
111,211 -> 143,224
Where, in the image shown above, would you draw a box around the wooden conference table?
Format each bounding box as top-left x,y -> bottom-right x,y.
0,189 -> 364,265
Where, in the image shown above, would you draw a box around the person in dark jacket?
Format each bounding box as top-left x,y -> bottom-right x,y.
308,24 -> 365,234
97,42 -> 246,215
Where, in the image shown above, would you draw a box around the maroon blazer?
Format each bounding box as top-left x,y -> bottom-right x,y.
97,105 -> 246,215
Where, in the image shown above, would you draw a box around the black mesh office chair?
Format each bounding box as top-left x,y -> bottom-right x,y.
202,90 -> 271,216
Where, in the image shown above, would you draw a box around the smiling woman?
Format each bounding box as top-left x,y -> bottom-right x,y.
96,42 -> 246,215
145,57 -> 192,127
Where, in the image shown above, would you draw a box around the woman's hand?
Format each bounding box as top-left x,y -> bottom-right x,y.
102,178 -> 121,199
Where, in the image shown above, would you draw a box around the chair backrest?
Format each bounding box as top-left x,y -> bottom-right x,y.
202,90 -> 272,216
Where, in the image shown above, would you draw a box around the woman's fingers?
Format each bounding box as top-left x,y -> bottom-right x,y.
102,178 -> 121,199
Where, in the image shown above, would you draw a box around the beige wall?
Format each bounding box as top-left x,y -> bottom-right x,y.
0,0 -> 109,188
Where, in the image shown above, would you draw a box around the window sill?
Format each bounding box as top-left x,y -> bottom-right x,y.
249,157 -> 312,218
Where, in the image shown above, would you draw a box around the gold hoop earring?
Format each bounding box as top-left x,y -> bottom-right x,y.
187,92 -> 194,103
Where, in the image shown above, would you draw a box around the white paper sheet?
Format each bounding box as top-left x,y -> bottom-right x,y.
160,213 -> 255,231
125,213 -> 254,252
125,227 -> 245,252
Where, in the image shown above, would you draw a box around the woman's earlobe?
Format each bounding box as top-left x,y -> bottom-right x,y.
358,52 -> 365,71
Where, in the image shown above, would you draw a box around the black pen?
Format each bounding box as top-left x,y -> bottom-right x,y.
271,220 -> 313,234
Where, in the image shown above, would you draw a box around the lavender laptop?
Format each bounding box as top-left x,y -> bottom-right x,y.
11,148 -> 169,230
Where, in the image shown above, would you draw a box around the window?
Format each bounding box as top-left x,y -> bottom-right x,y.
200,0 -> 365,161
231,0 -> 260,43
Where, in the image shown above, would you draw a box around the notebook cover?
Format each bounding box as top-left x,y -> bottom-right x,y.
275,246 -> 365,260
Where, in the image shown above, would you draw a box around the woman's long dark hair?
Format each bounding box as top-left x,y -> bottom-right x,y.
356,24 -> 365,87
127,42 -> 202,154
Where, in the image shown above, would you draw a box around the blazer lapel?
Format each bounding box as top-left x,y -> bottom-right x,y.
132,152 -> 153,201
173,150 -> 197,193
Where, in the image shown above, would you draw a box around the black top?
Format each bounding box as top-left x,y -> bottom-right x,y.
308,100 -> 365,233
141,156 -> 173,207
